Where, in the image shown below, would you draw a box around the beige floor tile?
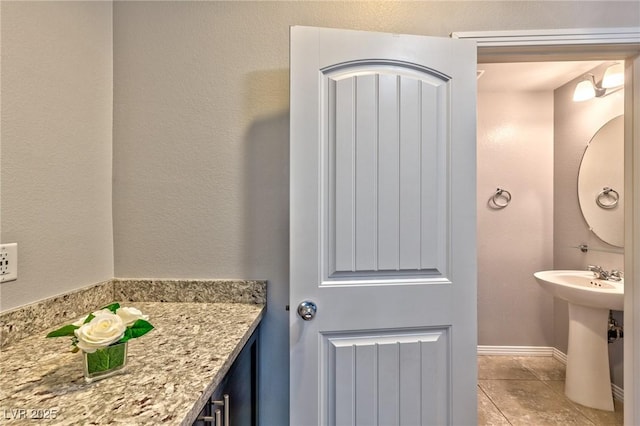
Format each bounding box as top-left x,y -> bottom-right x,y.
515,356 -> 565,381
544,380 -> 623,425
479,379 -> 595,425
542,380 -> 566,397
478,356 -> 538,380
478,385 -> 511,426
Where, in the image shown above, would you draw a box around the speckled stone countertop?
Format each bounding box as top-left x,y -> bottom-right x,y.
0,301 -> 264,425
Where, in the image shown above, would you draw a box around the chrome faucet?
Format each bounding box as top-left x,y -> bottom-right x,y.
587,265 -> 610,280
609,270 -> 624,281
586,265 -> 624,281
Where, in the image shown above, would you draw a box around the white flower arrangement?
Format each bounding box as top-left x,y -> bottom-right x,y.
47,303 -> 154,353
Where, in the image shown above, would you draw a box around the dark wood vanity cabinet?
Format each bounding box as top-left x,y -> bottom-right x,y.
193,329 -> 259,426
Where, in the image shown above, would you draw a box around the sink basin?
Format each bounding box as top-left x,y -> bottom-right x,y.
533,270 -> 623,310
533,269 -> 624,411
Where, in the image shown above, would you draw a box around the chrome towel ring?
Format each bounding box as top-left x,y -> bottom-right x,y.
490,188 -> 511,209
596,187 -> 619,209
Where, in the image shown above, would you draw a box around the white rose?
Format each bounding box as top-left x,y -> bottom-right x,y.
71,308 -> 113,327
116,307 -> 149,327
72,315 -> 89,327
74,311 -> 126,353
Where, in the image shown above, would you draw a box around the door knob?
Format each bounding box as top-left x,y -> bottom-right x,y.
297,301 -> 317,321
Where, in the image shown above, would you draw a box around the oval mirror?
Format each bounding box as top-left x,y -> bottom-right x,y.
578,115 -> 624,247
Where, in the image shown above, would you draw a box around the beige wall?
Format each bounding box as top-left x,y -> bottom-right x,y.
553,62 -> 624,387
1,1 -> 638,424
0,1 -> 114,311
477,91 -> 555,347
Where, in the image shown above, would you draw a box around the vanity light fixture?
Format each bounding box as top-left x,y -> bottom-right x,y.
602,62 -> 624,89
573,75 -> 603,102
573,63 -> 624,102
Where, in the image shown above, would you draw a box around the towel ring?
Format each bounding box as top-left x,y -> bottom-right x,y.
491,188 -> 511,208
596,187 -> 619,209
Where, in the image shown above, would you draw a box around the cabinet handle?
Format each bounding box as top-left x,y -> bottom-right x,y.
197,393 -> 230,425
212,394 -> 230,426
224,394 -> 230,426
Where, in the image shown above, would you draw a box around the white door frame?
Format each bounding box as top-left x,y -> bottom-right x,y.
452,27 -> 640,426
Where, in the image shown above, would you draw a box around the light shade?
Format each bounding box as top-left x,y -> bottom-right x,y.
573,78 -> 596,102
602,63 -> 624,89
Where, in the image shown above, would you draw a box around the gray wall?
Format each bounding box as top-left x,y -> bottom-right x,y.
1,2 -> 638,425
0,1 -> 114,311
553,63 -> 624,386
477,91 -> 554,347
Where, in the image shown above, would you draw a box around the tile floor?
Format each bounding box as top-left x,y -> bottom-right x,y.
478,355 -> 623,425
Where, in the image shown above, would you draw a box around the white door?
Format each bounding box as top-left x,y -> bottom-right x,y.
290,26 -> 477,426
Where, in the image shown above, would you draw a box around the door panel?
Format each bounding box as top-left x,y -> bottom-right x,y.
327,64 -> 449,279
291,26 -> 477,426
322,329 -> 450,425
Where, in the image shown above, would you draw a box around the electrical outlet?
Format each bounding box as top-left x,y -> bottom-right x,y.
0,243 -> 18,282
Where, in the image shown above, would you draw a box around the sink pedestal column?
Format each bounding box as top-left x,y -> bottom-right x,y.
565,303 -> 614,411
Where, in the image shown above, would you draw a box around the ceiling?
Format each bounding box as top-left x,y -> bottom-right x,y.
477,61 -> 609,92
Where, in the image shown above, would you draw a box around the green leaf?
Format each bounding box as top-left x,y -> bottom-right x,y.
100,302 -> 120,313
84,313 -> 95,324
46,324 -> 78,338
119,319 -> 154,343
85,343 -> 127,374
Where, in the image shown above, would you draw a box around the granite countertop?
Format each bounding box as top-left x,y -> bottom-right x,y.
0,301 -> 264,425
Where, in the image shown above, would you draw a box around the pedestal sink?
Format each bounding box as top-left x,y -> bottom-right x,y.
534,270 -> 623,411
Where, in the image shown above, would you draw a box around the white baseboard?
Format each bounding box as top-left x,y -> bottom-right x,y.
477,345 -> 554,356
478,345 -> 624,403
552,347 -> 567,364
612,383 -> 624,402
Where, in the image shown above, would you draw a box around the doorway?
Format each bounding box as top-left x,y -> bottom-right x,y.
476,59 -> 624,424
453,27 -> 640,424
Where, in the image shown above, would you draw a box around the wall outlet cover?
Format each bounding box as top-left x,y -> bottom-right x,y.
0,243 -> 18,282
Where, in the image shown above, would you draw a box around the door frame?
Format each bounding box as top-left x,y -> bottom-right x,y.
452,27 -> 640,426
